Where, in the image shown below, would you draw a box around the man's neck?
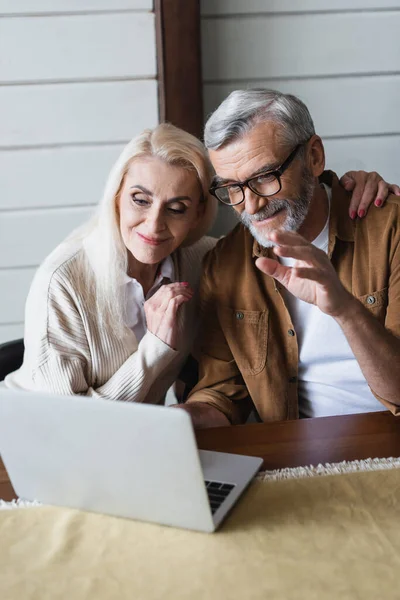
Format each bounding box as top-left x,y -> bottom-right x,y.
298,183 -> 329,242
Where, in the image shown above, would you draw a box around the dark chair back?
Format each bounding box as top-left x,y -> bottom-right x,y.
0,339 -> 24,381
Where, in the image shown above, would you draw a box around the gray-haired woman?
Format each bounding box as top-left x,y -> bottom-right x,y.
6,124 -> 217,403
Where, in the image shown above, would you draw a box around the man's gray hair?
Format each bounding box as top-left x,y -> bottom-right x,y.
204,89 -> 315,151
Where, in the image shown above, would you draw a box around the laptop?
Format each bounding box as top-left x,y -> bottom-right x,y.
0,389 -> 262,533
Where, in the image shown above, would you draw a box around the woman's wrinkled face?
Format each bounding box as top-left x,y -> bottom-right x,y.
118,157 -> 202,265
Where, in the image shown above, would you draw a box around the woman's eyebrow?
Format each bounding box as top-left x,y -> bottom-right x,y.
166,196 -> 192,203
130,187 -> 192,203
130,185 -> 153,195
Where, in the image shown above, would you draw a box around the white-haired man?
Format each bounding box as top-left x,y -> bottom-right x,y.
181,89 -> 400,427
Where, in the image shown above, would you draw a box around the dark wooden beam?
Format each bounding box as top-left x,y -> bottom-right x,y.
155,0 -> 204,140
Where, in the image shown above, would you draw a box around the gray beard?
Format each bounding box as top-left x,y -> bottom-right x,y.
237,167 -> 316,248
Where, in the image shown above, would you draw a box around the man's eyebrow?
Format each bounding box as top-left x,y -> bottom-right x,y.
211,162 -> 280,187
129,186 -> 192,203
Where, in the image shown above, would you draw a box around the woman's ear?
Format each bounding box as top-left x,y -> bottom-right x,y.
307,135 -> 325,177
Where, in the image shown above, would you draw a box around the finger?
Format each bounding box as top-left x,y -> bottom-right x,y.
156,293 -> 190,329
145,286 -> 193,315
150,283 -> 193,303
347,172 -> 368,219
374,180 -> 389,207
157,288 -> 193,313
356,173 -> 381,217
273,244 -> 325,264
340,172 -> 356,192
268,229 -> 309,247
389,183 -> 400,197
162,294 -> 190,325
255,257 -> 291,286
292,266 -> 328,284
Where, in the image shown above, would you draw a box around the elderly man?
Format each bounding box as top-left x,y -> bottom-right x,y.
182,89 -> 400,428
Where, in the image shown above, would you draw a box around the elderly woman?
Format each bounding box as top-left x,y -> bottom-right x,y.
6,124 -> 217,402
5,123 -> 396,403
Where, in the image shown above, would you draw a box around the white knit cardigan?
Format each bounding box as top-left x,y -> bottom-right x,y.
6,236 -> 216,404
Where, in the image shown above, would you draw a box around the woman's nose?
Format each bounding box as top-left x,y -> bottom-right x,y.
145,207 -> 167,232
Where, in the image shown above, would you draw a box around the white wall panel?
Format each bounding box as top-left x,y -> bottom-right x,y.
0,13 -> 155,83
202,12 -> 400,81
202,1 -> 400,16
0,207 -> 94,268
0,80 -> 158,147
324,135 -> 400,184
204,75 -> 400,138
0,324 -> 24,344
0,3 -> 158,343
0,145 -> 123,210
0,268 -> 35,324
0,1 -> 152,13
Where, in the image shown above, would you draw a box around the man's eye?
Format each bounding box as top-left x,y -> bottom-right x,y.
227,185 -> 242,194
256,173 -> 275,184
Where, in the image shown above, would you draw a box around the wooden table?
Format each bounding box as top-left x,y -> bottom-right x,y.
1,411 -> 400,502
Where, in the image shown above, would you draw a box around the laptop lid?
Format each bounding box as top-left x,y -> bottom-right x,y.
0,389 -> 215,532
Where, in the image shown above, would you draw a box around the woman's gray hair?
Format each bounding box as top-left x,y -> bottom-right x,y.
204,89 -> 315,151
58,123 -> 217,339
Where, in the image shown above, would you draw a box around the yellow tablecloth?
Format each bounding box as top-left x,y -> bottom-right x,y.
1,468 -> 400,600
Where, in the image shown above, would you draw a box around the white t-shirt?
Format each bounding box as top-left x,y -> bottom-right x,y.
279,184 -> 383,417
122,256 -> 175,342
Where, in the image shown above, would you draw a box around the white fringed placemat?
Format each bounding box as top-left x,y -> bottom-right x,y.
2,456 -> 399,510
258,456 -> 400,481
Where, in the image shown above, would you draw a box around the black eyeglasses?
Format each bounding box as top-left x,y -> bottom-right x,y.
209,144 -> 303,206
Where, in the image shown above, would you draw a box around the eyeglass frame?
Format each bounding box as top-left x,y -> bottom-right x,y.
209,143 -> 304,206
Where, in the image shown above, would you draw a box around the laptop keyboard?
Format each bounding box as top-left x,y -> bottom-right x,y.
204,480 -> 236,514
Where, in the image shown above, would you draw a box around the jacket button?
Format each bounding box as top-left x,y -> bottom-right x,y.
236,311 -> 244,320
366,295 -> 376,305
288,376 -> 297,383
288,329 -> 295,336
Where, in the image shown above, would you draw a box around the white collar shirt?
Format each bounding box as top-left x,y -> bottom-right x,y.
122,256 -> 175,342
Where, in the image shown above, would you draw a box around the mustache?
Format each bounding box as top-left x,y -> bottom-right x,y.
240,198 -> 290,224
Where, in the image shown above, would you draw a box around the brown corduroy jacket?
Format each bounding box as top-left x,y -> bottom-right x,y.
187,171 -> 400,424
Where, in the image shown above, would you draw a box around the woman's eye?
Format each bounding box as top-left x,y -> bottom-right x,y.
167,204 -> 187,215
131,194 -> 150,206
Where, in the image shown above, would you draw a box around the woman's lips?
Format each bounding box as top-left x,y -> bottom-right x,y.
137,232 -> 169,246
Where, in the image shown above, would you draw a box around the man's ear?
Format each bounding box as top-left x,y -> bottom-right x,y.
307,135 -> 325,177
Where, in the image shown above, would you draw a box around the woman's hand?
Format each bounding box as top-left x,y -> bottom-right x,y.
340,170 -> 400,219
144,282 -> 193,350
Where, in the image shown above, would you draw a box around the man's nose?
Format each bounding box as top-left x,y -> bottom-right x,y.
243,187 -> 266,215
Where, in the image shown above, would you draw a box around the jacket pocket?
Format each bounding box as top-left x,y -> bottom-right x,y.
357,287 -> 388,322
218,306 -> 268,375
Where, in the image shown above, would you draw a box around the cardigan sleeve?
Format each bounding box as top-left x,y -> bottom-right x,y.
7,258 -> 178,402
33,330 -> 178,402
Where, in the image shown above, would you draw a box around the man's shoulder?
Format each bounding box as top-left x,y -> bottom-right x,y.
385,194 -> 400,210
357,193 -> 400,236
205,224 -> 253,268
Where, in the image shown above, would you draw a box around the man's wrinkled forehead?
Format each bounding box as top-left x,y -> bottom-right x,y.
209,120 -> 286,184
